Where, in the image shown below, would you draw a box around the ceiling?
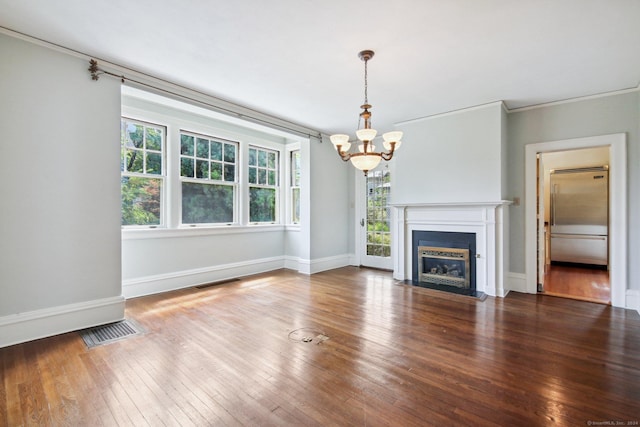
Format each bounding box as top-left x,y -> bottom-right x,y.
2,1 -> 639,136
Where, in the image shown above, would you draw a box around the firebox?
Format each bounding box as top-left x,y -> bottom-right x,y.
418,246 -> 470,289
411,230 -> 479,296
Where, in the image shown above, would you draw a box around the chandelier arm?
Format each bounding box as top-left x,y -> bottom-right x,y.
337,146 -> 352,161
380,141 -> 396,160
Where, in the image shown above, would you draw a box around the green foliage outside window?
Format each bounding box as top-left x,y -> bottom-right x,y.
121,119 -> 165,226
248,147 -> 278,223
182,182 -> 234,224
366,169 -> 391,257
180,132 -> 238,224
121,177 -> 161,226
249,188 -> 276,222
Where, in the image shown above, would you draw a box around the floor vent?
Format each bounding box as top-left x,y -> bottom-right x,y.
195,278 -> 239,289
80,319 -> 144,349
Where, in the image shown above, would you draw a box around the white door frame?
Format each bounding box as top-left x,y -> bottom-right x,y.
524,133 -> 627,307
354,163 -> 394,270
537,156 -> 546,289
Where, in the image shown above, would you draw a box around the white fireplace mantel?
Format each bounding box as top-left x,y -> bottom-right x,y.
391,201 -> 511,297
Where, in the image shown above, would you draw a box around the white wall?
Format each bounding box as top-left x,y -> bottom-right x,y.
393,103 -> 505,204
0,33 -> 124,347
308,137 -> 351,264
506,91 -> 639,293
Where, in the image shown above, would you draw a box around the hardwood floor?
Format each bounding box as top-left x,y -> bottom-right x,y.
2,267 -> 639,426
543,263 -> 611,304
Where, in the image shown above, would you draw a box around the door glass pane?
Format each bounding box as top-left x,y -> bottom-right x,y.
366,168 -> 391,258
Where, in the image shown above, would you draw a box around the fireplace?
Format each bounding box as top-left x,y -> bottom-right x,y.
391,202 -> 510,297
411,230 -> 478,296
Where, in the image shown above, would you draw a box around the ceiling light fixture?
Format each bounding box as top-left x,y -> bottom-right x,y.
330,50 -> 403,176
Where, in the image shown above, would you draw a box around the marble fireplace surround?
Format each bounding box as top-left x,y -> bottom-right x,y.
391,202 -> 511,297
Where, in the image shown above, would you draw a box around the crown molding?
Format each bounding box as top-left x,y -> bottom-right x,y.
395,101 -> 506,126
505,85 -> 640,113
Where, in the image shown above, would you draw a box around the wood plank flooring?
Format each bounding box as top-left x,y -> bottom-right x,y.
2,267 -> 639,426
544,263 -> 611,304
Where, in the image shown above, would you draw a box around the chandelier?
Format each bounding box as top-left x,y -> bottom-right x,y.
330,50 -> 403,176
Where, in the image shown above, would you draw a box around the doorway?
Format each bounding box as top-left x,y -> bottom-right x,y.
538,148 -> 611,304
524,133 -> 627,308
356,163 -> 393,270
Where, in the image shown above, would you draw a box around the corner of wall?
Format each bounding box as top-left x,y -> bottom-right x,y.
626,289 -> 640,315
506,272 -> 528,294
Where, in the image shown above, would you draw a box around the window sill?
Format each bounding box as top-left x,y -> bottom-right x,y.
122,224 -> 286,240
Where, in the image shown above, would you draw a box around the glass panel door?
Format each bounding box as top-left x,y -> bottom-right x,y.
360,164 -> 392,269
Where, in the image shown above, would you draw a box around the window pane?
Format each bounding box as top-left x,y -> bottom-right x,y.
248,167 -> 257,184
292,188 -> 300,223
196,159 -> 208,178
224,144 -> 236,163
291,151 -> 301,186
122,119 -> 165,228
224,164 -> 235,182
181,134 -> 194,155
182,182 -> 234,224
268,152 -> 276,169
210,141 -> 222,161
181,157 -> 194,177
146,128 -> 162,151
258,169 -> 267,185
146,152 -> 162,175
258,150 -> 267,167
248,148 -> 256,166
268,170 -> 276,186
250,187 -> 276,222
126,124 -> 144,148
210,162 -> 222,180
196,138 -> 209,158
121,176 -> 162,226
126,149 -> 144,173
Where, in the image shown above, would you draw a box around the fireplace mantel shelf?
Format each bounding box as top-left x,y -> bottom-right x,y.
391,200 -> 512,208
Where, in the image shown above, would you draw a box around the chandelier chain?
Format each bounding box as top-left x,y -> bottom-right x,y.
363,57 -> 368,105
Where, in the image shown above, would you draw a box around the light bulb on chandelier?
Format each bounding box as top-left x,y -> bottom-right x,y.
329,50 -> 403,176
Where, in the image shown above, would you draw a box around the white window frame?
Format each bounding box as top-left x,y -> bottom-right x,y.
287,147 -> 301,225
247,145 -> 280,224
120,117 -> 166,229
179,130 -> 239,226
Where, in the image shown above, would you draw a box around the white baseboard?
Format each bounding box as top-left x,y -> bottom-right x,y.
348,253 -> 358,266
123,256 -> 285,298
0,296 -> 125,348
283,255 -> 299,271
626,289 -> 640,314
506,272 -> 528,294
297,254 -> 351,275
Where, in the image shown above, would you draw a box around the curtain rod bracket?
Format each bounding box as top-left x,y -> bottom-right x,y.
88,59 -> 101,81
89,59 -> 125,83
